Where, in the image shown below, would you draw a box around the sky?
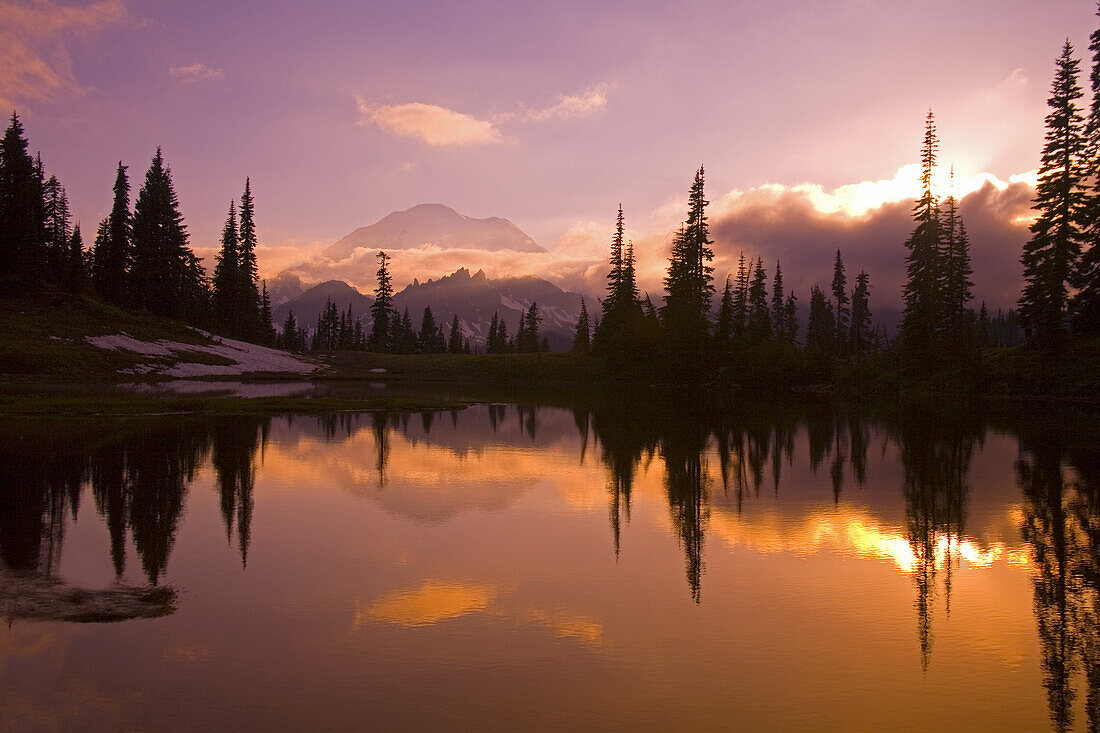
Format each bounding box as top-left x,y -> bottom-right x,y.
2,0 -> 1097,309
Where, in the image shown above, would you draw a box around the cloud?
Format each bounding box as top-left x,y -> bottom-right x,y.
356,82 -> 611,146
520,82 -> 611,122
0,0 -> 127,108
169,63 -> 224,83
356,97 -> 503,146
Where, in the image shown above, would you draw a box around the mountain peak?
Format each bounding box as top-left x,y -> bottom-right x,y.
324,204 -> 544,259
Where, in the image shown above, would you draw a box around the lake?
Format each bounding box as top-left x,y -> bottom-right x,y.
1,393 -> 1097,731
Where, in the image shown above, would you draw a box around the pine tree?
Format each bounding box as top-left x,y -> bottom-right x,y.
448,314 -> 463,353
517,302 -> 541,352
1075,8 -> 1100,334
42,174 -> 70,282
129,148 -> 206,320
281,310 -> 300,351
418,306 -> 437,353
850,271 -> 872,361
369,251 -> 394,351
604,204 -> 625,316
93,162 -> 131,305
771,261 -> 786,340
941,171 -> 974,344
831,250 -> 849,357
747,258 -> 771,341
63,223 -> 85,292
662,167 -> 715,356
573,298 -> 590,352
732,251 -> 749,339
715,274 -> 735,354
784,291 -> 799,344
487,312 -> 501,353
237,178 -> 262,337
806,286 -> 836,358
260,280 -> 275,345
902,110 -> 946,359
0,112 -> 44,291
212,200 -> 239,334
1020,42 -> 1087,344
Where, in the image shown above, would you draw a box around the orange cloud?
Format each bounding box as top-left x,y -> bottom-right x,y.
0,0 -> 128,108
356,97 -> 504,146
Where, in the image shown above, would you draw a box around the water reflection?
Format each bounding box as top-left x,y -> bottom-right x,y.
0,396 -> 1098,729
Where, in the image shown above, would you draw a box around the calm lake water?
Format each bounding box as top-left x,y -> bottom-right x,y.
1,394 -> 1098,731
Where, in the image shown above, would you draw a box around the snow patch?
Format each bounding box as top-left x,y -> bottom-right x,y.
86,332 -> 319,378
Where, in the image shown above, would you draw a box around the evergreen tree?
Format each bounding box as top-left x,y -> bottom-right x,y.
129,148 -> 206,320
604,204 -> 625,316
573,298 -> 591,353
850,271 -> 873,361
941,172 -> 974,344
806,286 -> 836,358
63,223 -> 85,292
516,302 -> 541,352
1020,42 -> 1087,344
260,281 -> 275,345
771,261 -> 786,340
369,251 -> 394,351
42,174 -> 70,282
715,275 -> 735,354
831,250 -> 849,357
487,312 -> 501,353
237,178 -> 262,337
93,162 -> 131,305
661,166 -> 715,356
448,313 -> 463,353
732,251 -> 749,339
418,306 -> 437,353
784,291 -> 799,344
280,310 -> 301,351
747,258 -> 771,341
1075,8 -> 1100,334
212,200 -> 239,333
0,112 -> 44,291
902,110 -> 946,359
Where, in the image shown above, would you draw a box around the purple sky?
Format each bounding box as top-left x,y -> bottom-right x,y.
3,0 -> 1096,307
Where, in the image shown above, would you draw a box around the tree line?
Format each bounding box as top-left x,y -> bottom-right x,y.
0,112 -> 275,343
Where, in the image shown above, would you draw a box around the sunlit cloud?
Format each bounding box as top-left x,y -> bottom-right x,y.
516,82 -> 612,123
356,96 -> 504,146
355,581 -> 497,627
0,0 -> 127,108
168,63 -> 224,83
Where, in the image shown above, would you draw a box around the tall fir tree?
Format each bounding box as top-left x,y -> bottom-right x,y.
831,250 -> 849,357
941,170 -> 974,344
63,223 -> 85,292
573,299 -> 591,353
237,178 -> 262,337
732,251 -> 749,338
604,204 -> 625,316
1020,42 -> 1087,344
128,148 -> 206,320
448,313 -> 464,353
42,175 -> 70,282
212,200 -> 240,333
806,286 -> 836,358
661,166 -> 715,356
715,274 -> 735,354
771,261 -> 786,340
259,280 -> 275,345
850,271 -> 873,361
901,110 -> 946,360
784,291 -> 799,344
369,251 -> 394,351
747,258 -> 771,341
93,162 -> 131,305
1075,7 -> 1100,334
0,112 -> 44,292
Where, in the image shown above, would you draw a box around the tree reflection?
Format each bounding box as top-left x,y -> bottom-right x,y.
1015,414 -> 1100,733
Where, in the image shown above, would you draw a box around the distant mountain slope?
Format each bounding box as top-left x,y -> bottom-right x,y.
391,268 -> 583,351
272,280 -> 373,328
274,268 -> 585,351
325,203 -> 545,259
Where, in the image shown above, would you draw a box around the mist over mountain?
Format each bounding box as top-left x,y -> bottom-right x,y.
272,267 -> 585,350
324,203 -> 545,260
